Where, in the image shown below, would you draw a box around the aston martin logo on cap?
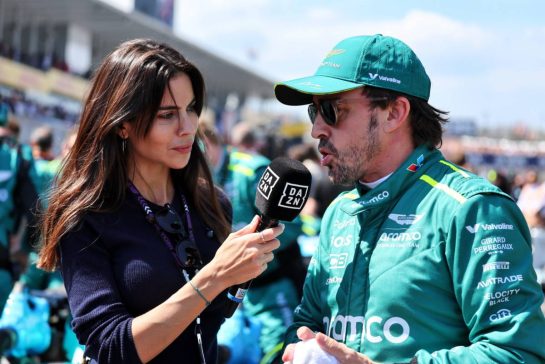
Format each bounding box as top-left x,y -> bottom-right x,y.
325,49 -> 346,58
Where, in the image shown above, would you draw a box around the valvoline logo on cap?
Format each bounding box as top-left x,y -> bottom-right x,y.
407,154 -> 424,172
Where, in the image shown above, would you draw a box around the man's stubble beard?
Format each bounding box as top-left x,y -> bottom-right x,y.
327,113 -> 380,186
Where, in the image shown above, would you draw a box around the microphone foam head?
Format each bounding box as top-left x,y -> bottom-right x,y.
255,157 -> 312,221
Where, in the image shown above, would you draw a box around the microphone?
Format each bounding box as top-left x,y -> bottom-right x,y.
224,157 -> 312,318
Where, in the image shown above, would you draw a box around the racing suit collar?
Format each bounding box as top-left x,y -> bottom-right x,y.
341,145 -> 442,216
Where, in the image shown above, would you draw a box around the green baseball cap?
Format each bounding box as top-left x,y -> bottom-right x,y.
275,34 -> 431,105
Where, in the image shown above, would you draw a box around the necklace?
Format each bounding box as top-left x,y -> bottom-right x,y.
128,181 -> 207,364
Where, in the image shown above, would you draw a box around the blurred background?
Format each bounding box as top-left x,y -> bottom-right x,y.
1,0 -> 545,179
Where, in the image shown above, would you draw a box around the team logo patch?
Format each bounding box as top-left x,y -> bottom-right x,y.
325,49 -> 346,58
388,214 -> 423,225
407,154 -> 424,172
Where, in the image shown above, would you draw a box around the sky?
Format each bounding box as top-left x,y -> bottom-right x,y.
171,0 -> 545,131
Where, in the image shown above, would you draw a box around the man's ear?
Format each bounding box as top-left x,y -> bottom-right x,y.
384,97 -> 410,133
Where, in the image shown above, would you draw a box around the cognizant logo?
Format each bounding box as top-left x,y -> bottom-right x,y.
323,315 -> 410,344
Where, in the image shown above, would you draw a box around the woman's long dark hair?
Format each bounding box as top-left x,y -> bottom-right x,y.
38,39 -> 230,271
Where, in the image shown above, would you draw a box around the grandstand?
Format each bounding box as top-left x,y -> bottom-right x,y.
0,0 -> 276,149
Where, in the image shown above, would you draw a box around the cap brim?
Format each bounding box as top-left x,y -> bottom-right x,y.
274,75 -> 363,106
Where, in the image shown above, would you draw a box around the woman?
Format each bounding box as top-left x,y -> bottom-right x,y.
37,39 -> 283,363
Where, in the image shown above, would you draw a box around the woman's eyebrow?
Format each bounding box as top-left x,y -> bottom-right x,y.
158,105 -> 179,110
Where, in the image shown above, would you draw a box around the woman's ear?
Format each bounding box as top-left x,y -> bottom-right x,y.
384,97 -> 410,133
117,122 -> 129,139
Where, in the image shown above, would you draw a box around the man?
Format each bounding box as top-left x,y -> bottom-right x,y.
0,108 -> 38,312
199,119 -> 306,363
275,34 -> 545,363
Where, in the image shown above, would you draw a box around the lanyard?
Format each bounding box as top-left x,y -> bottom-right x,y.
128,181 -> 207,364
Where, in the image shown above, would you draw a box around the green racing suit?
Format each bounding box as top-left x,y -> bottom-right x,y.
286,145 -> 545,363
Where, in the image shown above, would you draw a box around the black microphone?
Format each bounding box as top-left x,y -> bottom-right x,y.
224,157 -> 312,318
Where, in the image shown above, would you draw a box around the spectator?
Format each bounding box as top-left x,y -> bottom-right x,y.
0,106 -> 39,312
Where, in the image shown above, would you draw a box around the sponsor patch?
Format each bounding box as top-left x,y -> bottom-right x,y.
485,288 -> 520,306
358,190 -> 389,206
329,253 -> 349,269
483,261 -> 510,272
323,314 -> 410,344
407,154 -> 424,172
477,274 -> 523,289
466,223 -> 514,234
388,214 -> 423,225
489,308 -> 512,322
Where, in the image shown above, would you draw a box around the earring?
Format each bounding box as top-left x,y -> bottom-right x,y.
122,138 -> 127,153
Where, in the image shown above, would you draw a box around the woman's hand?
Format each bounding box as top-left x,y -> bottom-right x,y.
283,327 -> 379,364
208,215 -> 283,287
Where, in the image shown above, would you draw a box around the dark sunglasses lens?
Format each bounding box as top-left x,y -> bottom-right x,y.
308,104 -> 318,124
156,207 -> 183,234
320,100 -> 336,126
176,240 -> 201,268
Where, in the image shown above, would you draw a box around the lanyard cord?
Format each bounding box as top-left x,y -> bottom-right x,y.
128,181 -> 207,364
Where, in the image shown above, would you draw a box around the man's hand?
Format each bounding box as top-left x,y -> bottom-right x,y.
283,326 -> 378,364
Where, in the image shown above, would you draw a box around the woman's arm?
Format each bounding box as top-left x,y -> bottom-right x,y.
131,215 -> 283,362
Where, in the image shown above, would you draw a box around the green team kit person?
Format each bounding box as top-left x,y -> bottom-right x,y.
275,34 -> 545,363
200,121 -> 307,362
0,105 -> 39,312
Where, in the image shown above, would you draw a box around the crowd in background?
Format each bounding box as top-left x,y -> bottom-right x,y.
0,88 -> 79,125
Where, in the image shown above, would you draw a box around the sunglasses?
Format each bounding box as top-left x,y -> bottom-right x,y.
308,96 -> 388,126
156,204 -> 203,269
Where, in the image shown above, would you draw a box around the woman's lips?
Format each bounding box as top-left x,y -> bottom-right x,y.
172,144 -> 192,153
